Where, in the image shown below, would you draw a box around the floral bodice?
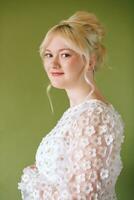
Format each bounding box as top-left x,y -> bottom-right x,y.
18,99 -> 125,200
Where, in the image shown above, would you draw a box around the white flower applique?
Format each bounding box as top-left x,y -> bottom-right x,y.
100,168 -> 109,180
82,182 -> 93,194
104,134 -> 114,146
95,106 -> 104,114
102,112 -> 111,124
85,147 -> 96,157
60,189 -> 71,199
21,173 -> 30,183
80,159 -> 91,170
84,125 -> 96,136
71,183 -> 81,194
92,158 -> 103,170
75,173 -> 86,183
90,135 -> 102,146
79,137 -> 89,148
90,115 -> 100,126
31,190 -> 40,199
73,162 -> 81,171
77,194 -> 87,200
74,149 -> 84,161
79,115 -> 89,127
72,120 -> 81,132
98,124 -> 108,135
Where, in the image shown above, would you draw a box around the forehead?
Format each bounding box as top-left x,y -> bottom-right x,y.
45,35 -> 73,51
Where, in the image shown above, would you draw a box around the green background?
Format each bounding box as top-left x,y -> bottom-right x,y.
0,0 -> 133,199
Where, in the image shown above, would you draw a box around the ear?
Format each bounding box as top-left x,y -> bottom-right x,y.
88,54 -> 96,71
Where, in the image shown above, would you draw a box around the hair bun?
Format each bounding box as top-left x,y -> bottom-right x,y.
61,11 -> 105,42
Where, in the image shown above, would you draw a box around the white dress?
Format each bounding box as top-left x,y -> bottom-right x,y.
18,99 -> 125,200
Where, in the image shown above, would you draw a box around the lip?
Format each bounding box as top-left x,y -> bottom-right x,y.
51,72 -> 64,76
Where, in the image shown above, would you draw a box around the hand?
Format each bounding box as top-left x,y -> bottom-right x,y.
24,164 -> 37,170
29,164 -> 37,169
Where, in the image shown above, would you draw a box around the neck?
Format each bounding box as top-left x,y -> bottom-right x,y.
65,81 -> 97,107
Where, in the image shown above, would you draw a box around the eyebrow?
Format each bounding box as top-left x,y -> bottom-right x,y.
45,48 -> 73,52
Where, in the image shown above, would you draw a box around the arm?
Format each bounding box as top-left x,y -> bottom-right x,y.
65,105 -> 124,199
40,105 -> 124,199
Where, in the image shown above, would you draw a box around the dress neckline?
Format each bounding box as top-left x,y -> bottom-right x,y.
66,98 -> 113,113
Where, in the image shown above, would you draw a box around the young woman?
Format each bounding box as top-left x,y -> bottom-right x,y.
18,11 -> 125,200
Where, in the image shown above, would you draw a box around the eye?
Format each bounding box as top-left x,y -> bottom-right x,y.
44,53 -> 53,58
61,53 -> 71,58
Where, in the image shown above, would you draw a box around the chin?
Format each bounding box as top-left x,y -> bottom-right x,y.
51,82 -> 65,89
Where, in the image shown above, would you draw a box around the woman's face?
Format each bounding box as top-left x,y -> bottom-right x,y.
42,35 -> 86,89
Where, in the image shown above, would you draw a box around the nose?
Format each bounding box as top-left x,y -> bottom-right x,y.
51,55 -> 61,69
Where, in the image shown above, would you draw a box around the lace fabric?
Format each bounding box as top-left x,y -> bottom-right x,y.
18,99 -> 125,200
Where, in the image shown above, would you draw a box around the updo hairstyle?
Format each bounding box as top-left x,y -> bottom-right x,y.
39,11 -> 106,72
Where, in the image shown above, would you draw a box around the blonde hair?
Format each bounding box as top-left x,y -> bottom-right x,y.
39,11 -> 106,113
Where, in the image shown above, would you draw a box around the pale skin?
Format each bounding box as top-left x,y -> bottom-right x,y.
43,35 -> 109,107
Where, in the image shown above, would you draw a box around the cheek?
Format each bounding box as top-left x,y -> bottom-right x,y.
43,61 -> 49,71
66,58 -> 84,73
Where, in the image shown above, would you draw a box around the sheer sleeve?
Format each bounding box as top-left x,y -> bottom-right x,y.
18,104 -> 125,200
64,105 -> 124,199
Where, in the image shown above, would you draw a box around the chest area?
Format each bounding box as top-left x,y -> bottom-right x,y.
35,113 -> 76,171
